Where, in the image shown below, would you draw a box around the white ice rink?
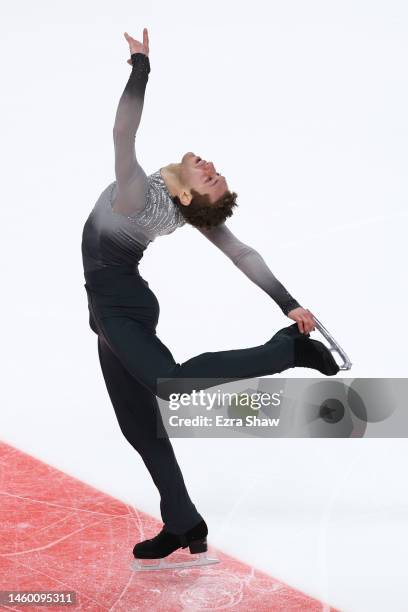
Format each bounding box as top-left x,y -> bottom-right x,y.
1,1 -> 407,610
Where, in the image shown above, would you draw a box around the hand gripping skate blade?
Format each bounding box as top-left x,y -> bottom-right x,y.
313,316 -> 352,371
131,552 -> 220,572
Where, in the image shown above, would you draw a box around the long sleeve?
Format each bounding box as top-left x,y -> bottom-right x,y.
112,52 -> 151,216
196,223 -> 302,316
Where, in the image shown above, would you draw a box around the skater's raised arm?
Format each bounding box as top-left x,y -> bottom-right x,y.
112,29 -> 151,215
196,222 -> 301,316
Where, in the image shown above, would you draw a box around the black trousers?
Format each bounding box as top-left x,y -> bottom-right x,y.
84,264 -> 294,533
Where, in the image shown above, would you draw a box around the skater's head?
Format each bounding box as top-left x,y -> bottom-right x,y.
160,152 -> 238,229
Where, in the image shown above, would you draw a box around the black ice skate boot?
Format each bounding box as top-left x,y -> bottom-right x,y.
293,335 -> 340,376
271,323 -> 339,375
133,519 -> 208,560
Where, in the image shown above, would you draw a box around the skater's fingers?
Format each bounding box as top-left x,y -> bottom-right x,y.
143,27 -> 149,51
302,316 -> 313,334
288,307 -> 313,334
303,310 -> 315,332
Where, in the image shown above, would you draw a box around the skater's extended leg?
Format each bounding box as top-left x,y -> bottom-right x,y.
97,335 -> 203,534
96,315 -> 295,400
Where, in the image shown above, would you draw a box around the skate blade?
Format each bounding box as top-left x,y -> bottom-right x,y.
313,316 -> 352,371
131,551 -> 220,572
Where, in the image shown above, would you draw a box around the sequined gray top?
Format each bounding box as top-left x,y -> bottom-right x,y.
81,52 -> 301,316
81,169 -> 186,273
127,169 -> 187,238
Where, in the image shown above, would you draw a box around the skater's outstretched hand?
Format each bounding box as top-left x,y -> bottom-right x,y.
287,307 -> 316,334
124,28 -> 150,65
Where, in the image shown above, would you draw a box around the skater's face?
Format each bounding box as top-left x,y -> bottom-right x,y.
180,152 -> 228,205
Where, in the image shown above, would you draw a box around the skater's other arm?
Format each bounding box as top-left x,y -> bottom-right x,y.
112,29 -> 150,215
196,222 -> 301,316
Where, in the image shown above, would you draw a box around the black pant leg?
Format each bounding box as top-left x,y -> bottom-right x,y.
96,314 -> 294,401
96,335 -> 203,534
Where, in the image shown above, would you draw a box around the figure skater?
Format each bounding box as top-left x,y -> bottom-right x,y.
81,28 -> 339,567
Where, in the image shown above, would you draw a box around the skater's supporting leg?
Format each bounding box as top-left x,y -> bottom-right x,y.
97,336 -> 203,534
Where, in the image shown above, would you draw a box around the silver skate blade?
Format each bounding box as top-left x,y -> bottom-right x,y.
312,316 -> 352,371
131,552 -> 220,572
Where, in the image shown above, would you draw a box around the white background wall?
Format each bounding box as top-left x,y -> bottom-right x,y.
1,1 -> 407,611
